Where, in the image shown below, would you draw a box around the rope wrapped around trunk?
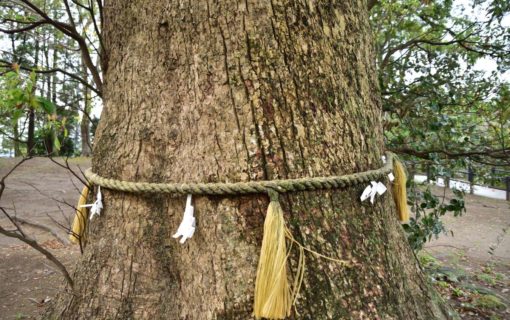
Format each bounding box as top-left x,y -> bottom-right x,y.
84,152 -> 395,195
78,151 -> 407,320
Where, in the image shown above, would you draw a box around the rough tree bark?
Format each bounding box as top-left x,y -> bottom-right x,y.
47,1 -> 456,319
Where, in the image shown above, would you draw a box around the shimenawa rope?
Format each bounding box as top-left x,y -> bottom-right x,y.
83,152 -> 395,195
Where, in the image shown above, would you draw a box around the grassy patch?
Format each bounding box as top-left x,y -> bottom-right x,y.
473,294 -> 507,310
418,252 -> 441,269
477,273 -> 497,286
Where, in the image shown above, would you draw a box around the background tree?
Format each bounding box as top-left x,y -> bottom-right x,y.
371,0 -> 509,247
0,65 -> 64,154
0,0 -> 103,156
372,0 -> 510,167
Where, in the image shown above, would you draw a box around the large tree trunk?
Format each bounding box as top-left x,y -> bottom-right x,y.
47,1 -> 455,319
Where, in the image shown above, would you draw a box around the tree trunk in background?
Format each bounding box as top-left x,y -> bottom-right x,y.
80,59 -> 92,157
51,43 -> 58,104
47,1 -> 455,319
10,33 -> 23,157
27,40 -> 39,156
44,36 -> 51,101
80,103 -> 92,156
12,121 -> 21,157
26,108 -> 35,155
46,38 -> 59,156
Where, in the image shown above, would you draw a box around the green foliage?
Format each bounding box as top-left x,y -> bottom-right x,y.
33,126 -> 75,157
372,0 -> 510,168
15,313 -> 27,320
371,0 -> 509,251
0,0 -> 95,157
418,251 -> 441,268
36,96 -> 57,115
403,181 -> 466,251
0,66 -> 64,153
451,287 -> 467,297
1,68 -> 34,123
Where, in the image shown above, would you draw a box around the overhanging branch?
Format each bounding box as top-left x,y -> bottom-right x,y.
390,147 -> 510,164
0,59 -> 101,97
7,0 -> 104,93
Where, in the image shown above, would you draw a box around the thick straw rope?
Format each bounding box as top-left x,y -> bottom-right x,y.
84,152 -> 394,195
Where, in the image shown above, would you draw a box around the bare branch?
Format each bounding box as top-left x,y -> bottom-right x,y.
381,36 -> 473,69
18,0 -> 75,34
23,181 -> 80,213
0,20 -> 48,34
55,204 -> 84,254
88,0 -> 104,54
63,0 -> 78,29
96,0 -> 103,26
0,156 -> 31,199
0,127 -> 28,144
15,0 -> 103,93
0,224 -> 74,288
390,147 -> 510,164
1,207 -> 27,238
9,215 -> 69,245
47,156 -> 89,187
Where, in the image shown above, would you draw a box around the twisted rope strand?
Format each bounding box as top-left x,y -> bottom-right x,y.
84,152 -> 394,195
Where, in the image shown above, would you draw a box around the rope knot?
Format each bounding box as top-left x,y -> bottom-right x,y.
267,188 -> 280,202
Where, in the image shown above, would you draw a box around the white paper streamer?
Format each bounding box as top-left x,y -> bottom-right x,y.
172,194 -> 196,244
81,186 -> 103,220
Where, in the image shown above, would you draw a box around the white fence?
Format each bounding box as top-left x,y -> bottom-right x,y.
414,175 -> 508,201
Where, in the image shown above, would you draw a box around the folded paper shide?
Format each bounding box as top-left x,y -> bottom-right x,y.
69,185 -> 103,245
360,181 -> 387,204
172,194 -> 196,244
71,152 -> 410,319
81,186 -> 103,220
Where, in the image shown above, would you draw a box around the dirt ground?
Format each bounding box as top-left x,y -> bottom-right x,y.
0,157 -> 508,319
423,188 -> 510,319
0,157 -> 86,319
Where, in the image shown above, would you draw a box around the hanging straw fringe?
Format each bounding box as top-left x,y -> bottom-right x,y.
69,185 -> 90,244
254,190 -> 291,319
392,159 -> 410,222
254,190 -> 347,319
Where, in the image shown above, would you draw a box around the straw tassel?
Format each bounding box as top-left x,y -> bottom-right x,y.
69,185 -> 90,244
392,159 -> 410,222
254,190 -> 291,319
